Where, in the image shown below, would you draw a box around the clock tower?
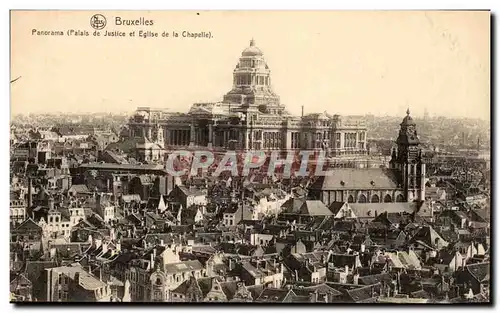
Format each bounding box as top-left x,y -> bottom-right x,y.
390,109 -> 426,202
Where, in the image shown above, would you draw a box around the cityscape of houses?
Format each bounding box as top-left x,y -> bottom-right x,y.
9,39 -> 490,304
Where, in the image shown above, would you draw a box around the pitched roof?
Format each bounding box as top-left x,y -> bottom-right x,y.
357,273 -> 392,285
409,226 -> 449,249
255,288 -> 294,303
164,260 -> 204,274
14,218 -> 42,232
348,202 -> 417,219
397,250 -> 422,270
310,168 -> 400,190
281,198 -> 306,214
79,162 -> 166,172
68,184 -> 90,194
466,262 -> 490,283
298,200 -> 333,216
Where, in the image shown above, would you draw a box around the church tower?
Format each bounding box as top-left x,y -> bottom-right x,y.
393,109 -> 426,202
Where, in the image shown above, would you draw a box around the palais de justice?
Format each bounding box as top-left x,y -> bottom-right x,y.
126,39 -> 368,162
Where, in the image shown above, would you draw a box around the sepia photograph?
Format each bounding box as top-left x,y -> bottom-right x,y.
9,10 -> 491,304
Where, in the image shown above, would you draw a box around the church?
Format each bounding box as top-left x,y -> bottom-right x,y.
308,109 -> 426,205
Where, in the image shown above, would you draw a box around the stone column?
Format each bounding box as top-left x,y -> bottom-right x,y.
339,131 -> 345,154
285,130 -> 292,150
239,131 -> 244,150
189,123 -> 195,147
208,124 -> 213,148
244,130 -> 249,150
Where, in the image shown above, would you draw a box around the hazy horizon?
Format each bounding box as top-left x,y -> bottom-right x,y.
11,11 -> 490,120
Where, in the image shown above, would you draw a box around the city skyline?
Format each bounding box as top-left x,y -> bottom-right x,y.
11,11 -> 490,119
9,10 -> 491,304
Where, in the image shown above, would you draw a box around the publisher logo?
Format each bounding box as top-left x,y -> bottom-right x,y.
90,14 -> 107,30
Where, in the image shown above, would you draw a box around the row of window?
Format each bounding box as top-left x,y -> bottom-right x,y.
10,208 -> 25,216
239,59 -> 262,68
58,274 -> 69,285
235,74 -> 270,86
345,193 -> 405,203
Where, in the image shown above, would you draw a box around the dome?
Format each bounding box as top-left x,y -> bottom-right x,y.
241,39 -> 263,57
401,108 -> 416,126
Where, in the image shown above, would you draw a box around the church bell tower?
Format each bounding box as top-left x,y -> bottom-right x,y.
392,109 -> 426,202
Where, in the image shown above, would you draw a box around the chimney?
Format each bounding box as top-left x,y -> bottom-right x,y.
27,177 -> 33,208
102,242 -> 108,255
115,242 -> 121,252
74,272 -> 81,285
150,251 -> 155,269
345,265 -> 349,274
309,291 -> 316,303
95,238 -> 102,249
353,272 -> 360,285
48,197 -> 54,210
49,247 -> 57,259
301,105 -> 304,117
360,244 -> 365,253
160,239 -> 164,246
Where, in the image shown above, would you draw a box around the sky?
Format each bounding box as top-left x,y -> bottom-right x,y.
10,10 -> 490,120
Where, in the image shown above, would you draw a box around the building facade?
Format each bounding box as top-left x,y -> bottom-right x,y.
127,40 -> 368,161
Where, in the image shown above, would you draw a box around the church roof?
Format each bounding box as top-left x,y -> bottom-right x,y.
309,168 -> 401,190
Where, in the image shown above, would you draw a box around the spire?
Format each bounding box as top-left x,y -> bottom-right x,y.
406,108 -> 410,116
250,38 -> 255,46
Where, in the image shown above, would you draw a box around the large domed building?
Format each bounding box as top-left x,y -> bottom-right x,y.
127,40 -> 368,161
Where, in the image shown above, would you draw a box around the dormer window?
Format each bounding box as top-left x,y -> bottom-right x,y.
340,181 -> 345,186
370,181 -> 375,186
